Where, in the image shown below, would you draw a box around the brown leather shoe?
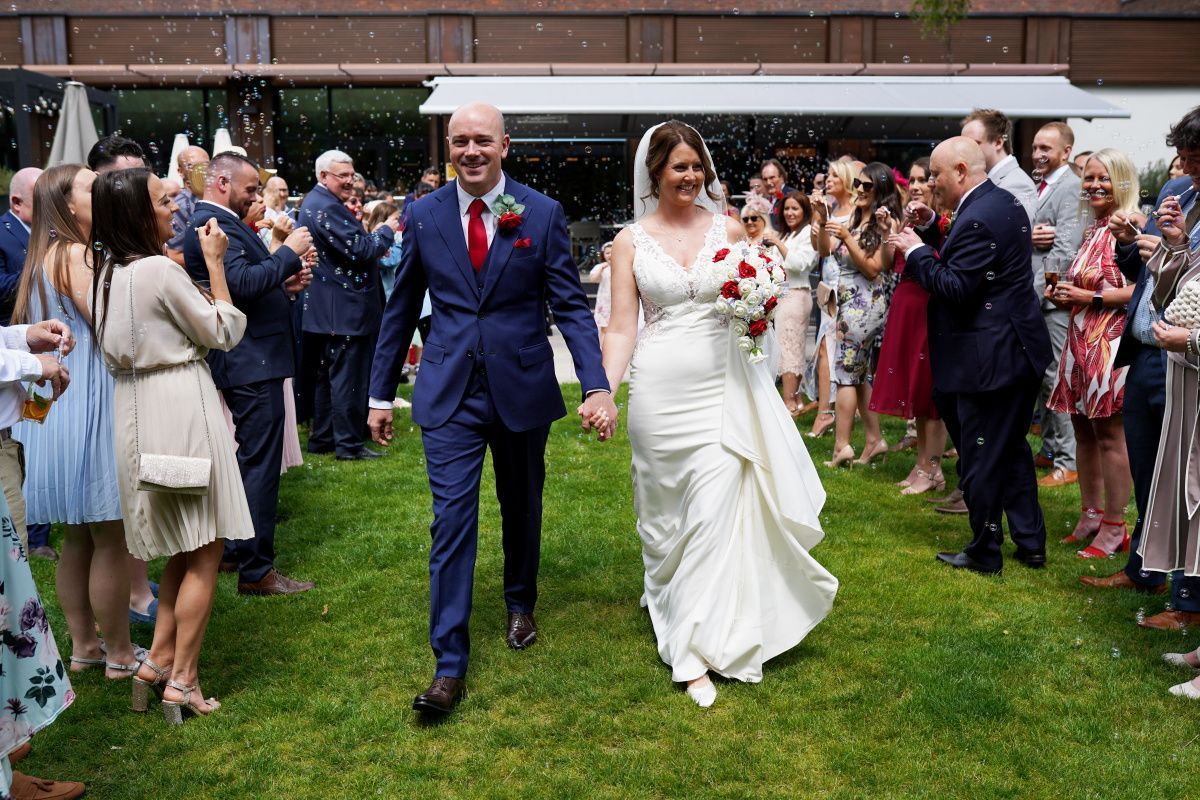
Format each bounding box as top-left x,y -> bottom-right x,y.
935,497 -> 969,515
218,560 -> 238,573
9,771 -> 86,799
28,546 -> 57,562
927,487 -> 962,506
237,570 -> 315,596
412,676 -> 465,715
1079,571 -> 1168,595
1138,610 -> 1200,630
507,612 -> 538,650
1039,468 -> 1079,488
8,741 -> 31,764
1033,454 -> 1054,469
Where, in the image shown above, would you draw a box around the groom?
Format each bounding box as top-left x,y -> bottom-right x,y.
368,102 -> 616,715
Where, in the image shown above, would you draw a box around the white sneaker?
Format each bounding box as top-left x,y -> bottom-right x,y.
1168,679 -> 1200,699
1162,652 -> 1200,670
686,676 -> 717,708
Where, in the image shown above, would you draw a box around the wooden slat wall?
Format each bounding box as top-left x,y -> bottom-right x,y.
68,16 -> 225,65
675,16 -> 828,63
0,18 -> 20,64
271,17 -> 426,63
473,16 -> 627,62
1070,19 -> 1200,86
873,18 -> 1024,63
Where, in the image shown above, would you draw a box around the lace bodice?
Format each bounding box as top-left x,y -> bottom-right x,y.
629,214 -> 729,326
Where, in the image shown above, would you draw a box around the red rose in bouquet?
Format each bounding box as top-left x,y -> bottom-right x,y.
748,318 -> 769,337
713,248 -> 731,262
737,261 -> 757,279
498,211 -> 523,232
720,280 -> 741,300
764,296 -> 778,314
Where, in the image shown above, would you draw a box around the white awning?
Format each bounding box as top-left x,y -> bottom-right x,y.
420,75 -> 1128,120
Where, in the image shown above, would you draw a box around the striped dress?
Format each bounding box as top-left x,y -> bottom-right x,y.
15,271 -> 123,524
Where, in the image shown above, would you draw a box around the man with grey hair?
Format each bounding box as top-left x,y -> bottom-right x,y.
0,167 -> 40,326
299,149 -> 399,460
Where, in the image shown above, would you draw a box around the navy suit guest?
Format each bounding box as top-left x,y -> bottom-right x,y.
298,150 -> 399,460
0,167 -> 55,561
367,103 -> 617,716
182,152 -> 317,597
761,159 -> 794,232
891,137 -> 1053,575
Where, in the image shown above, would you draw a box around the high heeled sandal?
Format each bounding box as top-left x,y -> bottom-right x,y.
131,658 -> 170,713
854,440 -> 889,466
1078,519 -> 1130,559
161,680 -> 220,725
1062,506 -> 1103,544
806,411 -> 835,439
824,444 -> 855,468
902,469 -> 946,496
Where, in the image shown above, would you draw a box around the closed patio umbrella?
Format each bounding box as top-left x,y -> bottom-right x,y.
46,81 -> 98,168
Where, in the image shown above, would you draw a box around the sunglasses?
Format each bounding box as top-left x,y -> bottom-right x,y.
852,179 -> 874,192
742,215 -> 762,223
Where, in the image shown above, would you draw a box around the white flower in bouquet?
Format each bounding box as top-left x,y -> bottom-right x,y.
771,267 -> 785,284
749,308 -> 765,321
745,291 -> 763,307
737,336 -> 755,351
732,300 -> 749,318
738,278 -> 757,295
731,319 -> 749,337
715,297 -> 732,315
747,349 -> 769,364
727,269 -> 739,281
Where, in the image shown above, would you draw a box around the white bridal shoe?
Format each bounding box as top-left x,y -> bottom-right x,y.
1168,679 -> 1200,699
1162,651 -> 1200,670
686,675 -> 717,708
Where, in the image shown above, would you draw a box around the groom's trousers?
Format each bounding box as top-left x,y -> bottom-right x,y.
421,369 -> 551,678
935,374 -> 1047,570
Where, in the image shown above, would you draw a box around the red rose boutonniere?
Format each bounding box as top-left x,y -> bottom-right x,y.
492,194 -> 525,234
937,212 -> 957,238
514,237 -> 533,249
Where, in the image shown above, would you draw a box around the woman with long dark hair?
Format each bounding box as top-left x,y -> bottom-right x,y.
12,164 -> 144,680
819,161 -> 902,467
90,168 -> 253,723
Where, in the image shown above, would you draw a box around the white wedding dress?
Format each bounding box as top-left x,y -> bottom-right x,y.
626,213 -> 839,684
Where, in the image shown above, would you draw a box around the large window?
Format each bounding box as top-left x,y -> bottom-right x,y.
113,88 -> 212,175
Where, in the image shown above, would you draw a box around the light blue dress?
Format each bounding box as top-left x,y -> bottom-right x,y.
15,272 -> 122,524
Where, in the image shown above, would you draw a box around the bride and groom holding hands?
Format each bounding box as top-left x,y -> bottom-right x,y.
366,101 -> 838,715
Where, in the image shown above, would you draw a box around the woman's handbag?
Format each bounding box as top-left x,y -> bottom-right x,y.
126,262 -> 213,495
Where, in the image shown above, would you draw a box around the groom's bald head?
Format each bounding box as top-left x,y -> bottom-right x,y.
447,102 -> 510,196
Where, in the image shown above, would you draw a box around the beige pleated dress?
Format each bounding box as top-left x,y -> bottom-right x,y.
97,255 -> 254,560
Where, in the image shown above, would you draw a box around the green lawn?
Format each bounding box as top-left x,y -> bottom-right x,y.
24,385 -> 1199,798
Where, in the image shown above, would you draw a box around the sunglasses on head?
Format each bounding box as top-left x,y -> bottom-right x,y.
742,214 -> 762,222
853,179 -> 874,192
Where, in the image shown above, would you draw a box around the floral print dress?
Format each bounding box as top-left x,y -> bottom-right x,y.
833,228 -> 895,385
0,488 -> 73,797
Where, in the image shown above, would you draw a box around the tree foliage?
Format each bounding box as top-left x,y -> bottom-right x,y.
911,0 -> 972,37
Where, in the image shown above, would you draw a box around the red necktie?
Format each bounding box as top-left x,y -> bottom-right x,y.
467,198 -> 487,271
1037,180 -> 1048,196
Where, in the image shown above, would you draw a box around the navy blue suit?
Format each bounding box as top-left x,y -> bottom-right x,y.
298,184 -> 394,457
183,201 -> 303,582
0,212 -> 49,550
908,179 -> 1053,569
369,175 -> 607,677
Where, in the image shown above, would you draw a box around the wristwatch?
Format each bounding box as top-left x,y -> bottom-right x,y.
1091,291 -> 1104,311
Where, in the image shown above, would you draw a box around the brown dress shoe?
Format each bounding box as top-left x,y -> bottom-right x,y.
507,612 -> 538,650
1033,454 -> 1054,469
935,497 -> 969,515
218,560 -> 238,573
412,676 -> 465,715
927,487 -> 962,506
27,546 -> 57,562
1138,610 -> 1200,630
1038,468 -> 1079,488
237,570 -> 315,596
9,771 -> 86,799
8,741 -> 31,764
1079,571 -> 1168,594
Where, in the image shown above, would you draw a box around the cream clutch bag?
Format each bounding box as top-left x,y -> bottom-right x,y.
1165,280 -> 1200,329
137,454 -> 211,496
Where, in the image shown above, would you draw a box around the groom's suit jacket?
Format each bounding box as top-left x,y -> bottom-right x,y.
369,175 -> 608,431
907,179 -> 1053,394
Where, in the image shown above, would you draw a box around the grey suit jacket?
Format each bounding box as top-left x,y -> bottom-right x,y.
1030,168 -> 1087,310
989,156 -> 1037,226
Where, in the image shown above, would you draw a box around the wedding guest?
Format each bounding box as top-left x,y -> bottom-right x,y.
91,169 -> 253,723
1081,107 -> 1200,628
12,164 -> 144,681
183,153 -> 315,597
366,202 -> 402,299
0,291 -> 80,796
164,146 -> 210,266
591,241 -> 615,342
748,176 -> 764,197
871,164 -> 947,496
0,168 -> 40,326
258,176 -> 292,248
298,150 -> 399,460
1073,150 -> 1093,177
1169,154 -> 1185,180
1029,122 -> 1086,490
345,190 -> 365,225
961,108 -> 1037,224
819,162 -> 900,467
741,197 -> 778,257
85,135 -> 145,174
805,160 -> 859,438
769,192 -> 818,416
1045,148 -> 1138,559
761,158 -> 795,231
718,181 -> 738,218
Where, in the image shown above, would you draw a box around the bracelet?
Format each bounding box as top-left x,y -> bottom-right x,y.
1188,330 -> 1198,357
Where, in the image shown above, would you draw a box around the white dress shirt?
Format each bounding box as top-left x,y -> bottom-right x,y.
0,325 -> 47,430
1040,163 -> 1070,189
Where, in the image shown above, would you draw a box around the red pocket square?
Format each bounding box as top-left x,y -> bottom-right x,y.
514,237 -> 533,249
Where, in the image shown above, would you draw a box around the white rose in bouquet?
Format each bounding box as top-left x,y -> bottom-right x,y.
731,319 -> 749,337
745,291 -> 763,307
771,267 -> 785,284
714,297 -> 732,315
737,336 -> 755,351
727,269 -> 739,281
738,278 -> 756,295
749,308 -> 765,321
732,300 -> 749,318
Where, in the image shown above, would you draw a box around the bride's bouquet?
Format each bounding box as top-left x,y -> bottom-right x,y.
713,243 -> 785,364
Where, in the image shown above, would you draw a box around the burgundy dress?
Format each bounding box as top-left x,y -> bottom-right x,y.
869,251 -> 939,419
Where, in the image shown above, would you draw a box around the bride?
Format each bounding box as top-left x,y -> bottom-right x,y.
596,121 -> 838,707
